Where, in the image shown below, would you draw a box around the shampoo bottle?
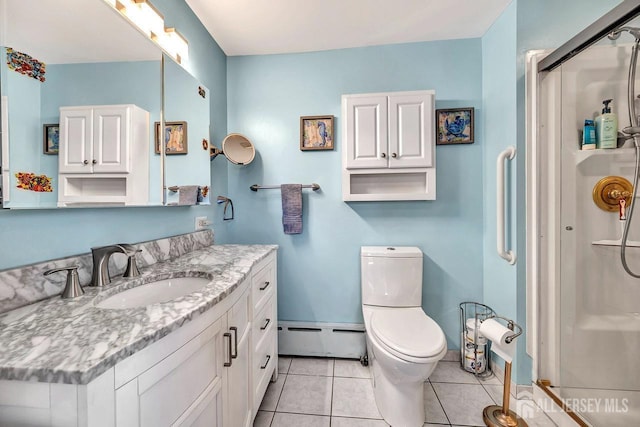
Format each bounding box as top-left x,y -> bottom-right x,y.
596,99 -> 618,149
582,119 -> 596,150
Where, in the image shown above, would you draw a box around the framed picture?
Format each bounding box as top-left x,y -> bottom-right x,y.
436,108 -> 474,145
300,115 -> 334,151
43,124 -> 59,154
155,121 -> 188,154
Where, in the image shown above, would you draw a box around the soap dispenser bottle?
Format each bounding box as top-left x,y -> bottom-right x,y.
596,99 -> 618,149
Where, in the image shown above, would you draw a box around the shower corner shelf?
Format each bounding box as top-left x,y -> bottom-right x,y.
592,239 -> 640,247
574,147 -> 635,166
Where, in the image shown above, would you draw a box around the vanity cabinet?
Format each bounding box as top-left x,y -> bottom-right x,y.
0,251 -> 278,427
250,254 -> 278,412
342,90 -> 436,201
58,104 -> 150,206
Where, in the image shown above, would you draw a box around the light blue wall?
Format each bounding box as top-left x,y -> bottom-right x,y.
0,0 -> 227,270
226,40 -> 484,348
481,1 -> 523,380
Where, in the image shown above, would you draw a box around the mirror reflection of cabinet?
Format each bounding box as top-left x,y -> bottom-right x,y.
58,104 -> 150,206
0,0 -> 211,209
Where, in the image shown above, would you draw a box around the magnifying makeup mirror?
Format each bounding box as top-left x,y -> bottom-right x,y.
210,133 -> 256,165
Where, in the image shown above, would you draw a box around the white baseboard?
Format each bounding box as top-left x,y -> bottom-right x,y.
278,321 -> 366,359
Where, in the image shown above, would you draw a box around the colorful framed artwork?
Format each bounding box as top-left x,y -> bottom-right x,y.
436,108 -> 474,145
300,115 -> 334,151
43,124 -> 59,154
155,121 -> 188,154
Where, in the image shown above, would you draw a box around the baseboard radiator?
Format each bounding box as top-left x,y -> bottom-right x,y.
278,321 -> 366,359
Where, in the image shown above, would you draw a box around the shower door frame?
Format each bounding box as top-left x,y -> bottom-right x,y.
526,49 -> 562,388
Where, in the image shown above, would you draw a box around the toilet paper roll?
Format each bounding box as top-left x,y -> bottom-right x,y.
479,318 -> 516,363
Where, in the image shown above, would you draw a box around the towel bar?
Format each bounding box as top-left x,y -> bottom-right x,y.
250,183 -> 320,192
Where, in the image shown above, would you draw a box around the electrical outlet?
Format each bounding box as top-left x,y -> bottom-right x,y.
195,216 -> 210,231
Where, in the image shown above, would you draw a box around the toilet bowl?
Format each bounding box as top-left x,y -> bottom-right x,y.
364,306 -> 447,427
360,246 -> 447,427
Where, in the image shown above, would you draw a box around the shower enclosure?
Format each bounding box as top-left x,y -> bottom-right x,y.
530,20 -> 640,427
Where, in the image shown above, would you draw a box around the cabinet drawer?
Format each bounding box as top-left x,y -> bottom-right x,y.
253,330 -> 276,411
252,261 -> 275,312
252,295 -> 276,350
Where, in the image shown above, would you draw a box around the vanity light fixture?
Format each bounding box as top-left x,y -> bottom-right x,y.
103,0 -> 189,64
155,28 -> 189,63
126,0 -> 165,39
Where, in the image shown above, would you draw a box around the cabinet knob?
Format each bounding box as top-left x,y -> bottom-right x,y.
381,153 -> 386,158
92,159 -> 97,165
391,153 -> 398,158
83,160 -> 89,165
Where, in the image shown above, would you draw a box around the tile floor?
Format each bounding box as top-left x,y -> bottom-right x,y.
253,357 -> 556,427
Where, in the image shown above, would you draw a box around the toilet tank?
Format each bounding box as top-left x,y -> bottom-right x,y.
361,246 -> 423,307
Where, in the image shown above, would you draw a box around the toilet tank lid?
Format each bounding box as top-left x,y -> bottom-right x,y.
361,246 -> 422,258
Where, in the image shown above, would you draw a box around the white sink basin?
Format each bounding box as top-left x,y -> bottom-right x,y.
96,277 -> 211,309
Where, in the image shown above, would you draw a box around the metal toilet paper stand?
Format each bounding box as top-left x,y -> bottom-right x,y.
481,316 -> 527,427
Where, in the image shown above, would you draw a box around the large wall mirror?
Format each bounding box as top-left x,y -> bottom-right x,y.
0,0 -> 211,209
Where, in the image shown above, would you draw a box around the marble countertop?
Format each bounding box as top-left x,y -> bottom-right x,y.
0,244 -> 277,385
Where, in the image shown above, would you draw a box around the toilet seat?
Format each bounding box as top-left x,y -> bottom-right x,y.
371,307 -> 446,363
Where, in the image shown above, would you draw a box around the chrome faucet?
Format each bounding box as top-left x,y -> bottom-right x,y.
90,244 -> 140,287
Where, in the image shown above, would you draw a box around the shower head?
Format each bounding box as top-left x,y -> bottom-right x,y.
608,26 -> 640,41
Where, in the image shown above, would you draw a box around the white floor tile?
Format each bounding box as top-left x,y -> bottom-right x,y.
331,417 -> 389,426
424,382 -> 450,425
332,377 -> 382,419
271,412 -> 330,427
430,361 -> 480,384
432,382 -> 494,426
276,374 -> 332,415
253,410 -> 274,427
288,357 -> 334,376
483,383 -> 516,405
334,359 -> 370,379
278,356 -> 292,374
259,373 -> 287,411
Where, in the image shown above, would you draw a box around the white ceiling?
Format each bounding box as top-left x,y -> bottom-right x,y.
186,0 -> 513,56
2,0 -> 160,64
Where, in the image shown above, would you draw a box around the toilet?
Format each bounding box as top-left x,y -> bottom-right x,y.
361,246 -> 447,427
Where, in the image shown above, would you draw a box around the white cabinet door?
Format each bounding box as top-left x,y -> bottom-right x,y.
388,92 -> 434,169
93,106 -> 130,173
226,285 -> 252,427
59,108 -> 92,174
344,95 -> 388,169
133,317 -> 225,427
